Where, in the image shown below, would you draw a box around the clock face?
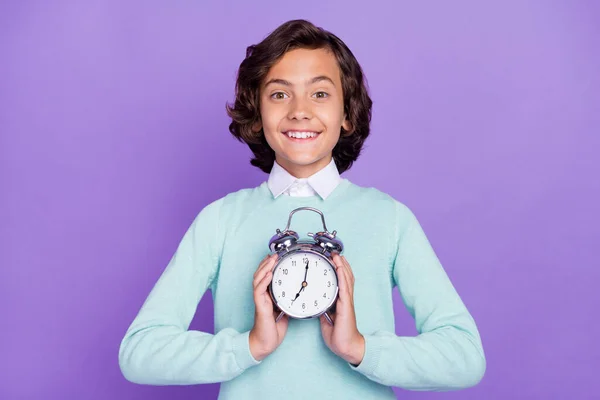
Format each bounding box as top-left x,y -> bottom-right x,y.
270,250 -> 338,318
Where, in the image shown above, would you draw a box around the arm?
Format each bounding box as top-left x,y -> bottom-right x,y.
118,199 -> 260,385
350,201 -> 486,391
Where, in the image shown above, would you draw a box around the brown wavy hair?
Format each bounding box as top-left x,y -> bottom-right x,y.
226,19 -> 373,174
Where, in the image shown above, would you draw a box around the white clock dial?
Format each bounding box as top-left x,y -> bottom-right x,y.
271,251 -> 338,318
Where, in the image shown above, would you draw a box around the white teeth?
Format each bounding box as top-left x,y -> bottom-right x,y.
286,131 -> 318,139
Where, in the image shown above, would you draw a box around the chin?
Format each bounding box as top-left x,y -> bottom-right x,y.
283,152 -> 323,165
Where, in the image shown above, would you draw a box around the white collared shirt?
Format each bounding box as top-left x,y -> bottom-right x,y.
267,158 -> 341,199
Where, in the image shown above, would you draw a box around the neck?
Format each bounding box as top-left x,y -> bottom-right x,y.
276,155 -> 332,179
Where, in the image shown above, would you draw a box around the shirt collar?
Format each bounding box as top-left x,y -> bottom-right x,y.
267,158 -> 341,200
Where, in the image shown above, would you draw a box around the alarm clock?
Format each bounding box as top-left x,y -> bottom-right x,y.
268,207 -> 343,326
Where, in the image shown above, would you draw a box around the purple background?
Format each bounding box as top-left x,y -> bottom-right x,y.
1,1 -> 598,399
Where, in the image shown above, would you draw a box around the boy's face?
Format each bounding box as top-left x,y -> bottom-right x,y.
258,48 -> 351,178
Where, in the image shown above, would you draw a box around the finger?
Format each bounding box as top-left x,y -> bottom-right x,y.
253,263 -> 271,289
332,254 -> 344,276
342,256 -> 355,285
332,254 -> 352,302
344,264 -> 354,299
336,259 -> 348,298
255,261 -> 274,291
254,253 -> 277,277
339,259 -> 355,301
258,252 -> 277,271
253,255 -> 277,288
253,255 -> 270,279
340,258 -> 354,297
255,268 -> 273,294
332,253 -> 343,267
331,255 -> 344,293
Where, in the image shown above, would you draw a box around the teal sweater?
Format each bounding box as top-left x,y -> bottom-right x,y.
118,179 -> 486,398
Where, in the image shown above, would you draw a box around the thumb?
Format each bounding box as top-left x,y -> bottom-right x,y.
276,312 -> 289,323
276,313 -> 289,336
274,310 -> 289,325
319,314 -> 333,335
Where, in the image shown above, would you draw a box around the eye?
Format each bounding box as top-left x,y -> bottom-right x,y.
270,92 -> 288,100
313,91 -> 329,99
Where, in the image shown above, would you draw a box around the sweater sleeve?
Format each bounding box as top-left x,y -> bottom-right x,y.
118,198 -> 261,385
350,201 -> 486,391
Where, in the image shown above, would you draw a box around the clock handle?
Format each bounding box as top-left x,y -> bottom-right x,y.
284,207 -> 331,234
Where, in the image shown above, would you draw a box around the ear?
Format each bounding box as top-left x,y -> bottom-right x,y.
251,119 -> 262,133
341,115 -> 353,135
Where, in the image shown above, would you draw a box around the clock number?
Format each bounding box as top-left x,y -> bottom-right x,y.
291,261 -> 296,266
283,269 -> 288,275
314,300 -> 318,307
327,281 -> 331,287
323,293 -> 327,298
282,291 -> 285,297
278,280 -> 282,285
302,303 -> 306,309
324,269 -> 328,276
303,257 -> 308,264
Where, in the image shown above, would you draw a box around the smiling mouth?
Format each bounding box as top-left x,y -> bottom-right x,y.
282,131 -> 321,141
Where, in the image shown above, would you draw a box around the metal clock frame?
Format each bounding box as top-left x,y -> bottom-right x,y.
267,207 -> 343,326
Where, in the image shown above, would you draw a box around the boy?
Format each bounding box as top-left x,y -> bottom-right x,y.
119,19 -> 486,399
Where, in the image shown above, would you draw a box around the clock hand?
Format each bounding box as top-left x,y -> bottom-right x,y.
291,284 -> 304,303
303,259 -> 309,281
292,263 -> 310,304
291,291 -> 301,302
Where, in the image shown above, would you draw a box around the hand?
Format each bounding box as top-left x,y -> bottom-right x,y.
249,253 -> 289,361
319,254 -> 365,366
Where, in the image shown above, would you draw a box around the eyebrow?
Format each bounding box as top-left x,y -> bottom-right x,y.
264,78 -> 292,87
309,75 -> 336,86
263,75 -> 336,88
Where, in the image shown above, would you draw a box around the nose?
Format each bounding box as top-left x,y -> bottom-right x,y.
287,96 -> 312,120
